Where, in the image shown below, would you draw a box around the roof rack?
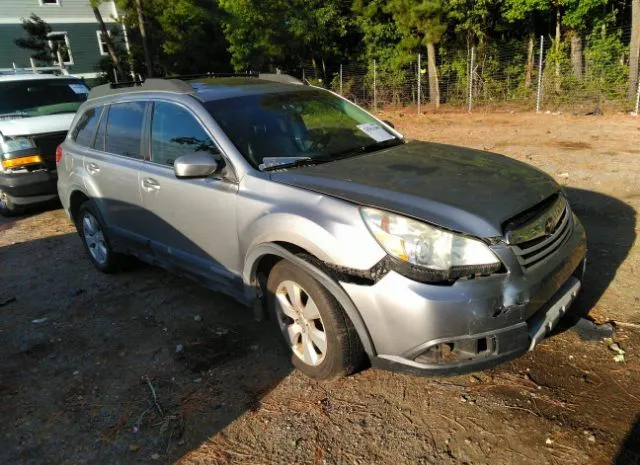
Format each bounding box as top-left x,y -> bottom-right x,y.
168,71 -> 259,80
258,73 -> 303,85
87,72 -> 305,100
88,78 -> 195,100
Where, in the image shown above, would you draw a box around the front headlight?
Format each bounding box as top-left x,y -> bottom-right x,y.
361,207 -> 501,277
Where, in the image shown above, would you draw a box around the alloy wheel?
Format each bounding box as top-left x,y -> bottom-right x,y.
82,212 -> 108,265
274,280 -> 328,366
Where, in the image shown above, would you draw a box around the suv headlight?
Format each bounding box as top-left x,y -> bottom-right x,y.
361,207 -> 501,279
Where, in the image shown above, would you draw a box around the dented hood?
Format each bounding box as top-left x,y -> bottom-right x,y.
269,141 -> 560,237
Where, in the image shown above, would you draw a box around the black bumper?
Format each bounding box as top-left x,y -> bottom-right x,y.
0,170 -> 58,205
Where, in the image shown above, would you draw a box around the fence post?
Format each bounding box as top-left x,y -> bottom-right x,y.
468,46 -> 475,113
635,72 -> 640,116
340,64 -> 343,95
536,35 -> 544,113
373,59 -> 377,112
417,53 -> 421,115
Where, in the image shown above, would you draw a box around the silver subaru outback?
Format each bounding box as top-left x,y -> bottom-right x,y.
57,75 -> 587,379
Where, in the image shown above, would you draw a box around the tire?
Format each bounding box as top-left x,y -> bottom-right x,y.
76,200 -> 123,273
0,189 -> 23,217
266,259 -> 365,379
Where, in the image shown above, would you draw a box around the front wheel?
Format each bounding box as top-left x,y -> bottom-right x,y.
266,260 -> 365,379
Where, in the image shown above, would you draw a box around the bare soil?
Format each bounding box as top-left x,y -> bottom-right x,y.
1,111 -> 639,465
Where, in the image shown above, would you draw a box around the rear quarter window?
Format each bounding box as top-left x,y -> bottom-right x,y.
71,107 -> 102,147
104,101 -> 145,159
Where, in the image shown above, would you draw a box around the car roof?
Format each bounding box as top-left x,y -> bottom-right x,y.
0,73 -> 80,82
190,78 -> 313,102
87,75 -> 311,102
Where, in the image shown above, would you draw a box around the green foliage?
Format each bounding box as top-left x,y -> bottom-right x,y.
116,0 -> 230,76
14,14 -> 54,63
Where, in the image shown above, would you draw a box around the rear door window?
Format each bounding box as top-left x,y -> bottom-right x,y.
104,101 -> 145,159
71,106 -> 102,147
150,101 -> 219,167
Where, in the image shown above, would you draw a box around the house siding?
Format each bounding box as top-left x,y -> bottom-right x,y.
0,0 -> 117,24
0,22 -> 124,75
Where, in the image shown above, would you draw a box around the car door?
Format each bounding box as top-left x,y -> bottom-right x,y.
139,100 -> 241,291
84,100 -> 147,248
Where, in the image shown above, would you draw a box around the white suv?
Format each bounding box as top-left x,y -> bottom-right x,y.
0,72 -> 88,216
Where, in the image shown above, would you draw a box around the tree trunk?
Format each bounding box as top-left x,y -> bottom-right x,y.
426,42 -> 439,108
525,34 -> 534,89
555,8 -> 561,93
135,0 -> 153,77
570,32 -> 583,79
92,7 -> 124,79
629,0 -> 640,98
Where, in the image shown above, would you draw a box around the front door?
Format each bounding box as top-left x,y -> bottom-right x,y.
138,100 -> 241,292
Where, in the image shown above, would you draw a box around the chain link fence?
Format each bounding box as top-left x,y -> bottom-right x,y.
303,26 -> 639,115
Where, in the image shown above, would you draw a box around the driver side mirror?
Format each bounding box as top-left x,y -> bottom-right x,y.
174,152 -> 221,179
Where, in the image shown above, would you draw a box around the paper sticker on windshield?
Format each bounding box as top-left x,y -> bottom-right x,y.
357,123 -> 394,142
69,83 -> 89,94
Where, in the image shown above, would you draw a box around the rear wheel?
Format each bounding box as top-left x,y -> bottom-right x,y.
0,189 -> 23,217
266,260 -> 365,379
76,201 -> 123,273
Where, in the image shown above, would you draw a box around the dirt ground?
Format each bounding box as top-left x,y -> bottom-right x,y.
1,111 -> 639,465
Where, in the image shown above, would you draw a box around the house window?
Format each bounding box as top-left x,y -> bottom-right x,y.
97,31 -> 111,56
47,32 -> 73,65
39,0 -> 61,6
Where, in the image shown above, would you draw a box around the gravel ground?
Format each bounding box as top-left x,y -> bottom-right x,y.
1,111 -> 639,465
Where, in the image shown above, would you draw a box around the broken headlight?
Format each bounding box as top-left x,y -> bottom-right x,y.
361,207 -> 501,280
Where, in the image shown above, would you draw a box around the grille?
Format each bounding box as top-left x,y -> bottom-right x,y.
33,132 -> 66,169
507,196 -> 573,269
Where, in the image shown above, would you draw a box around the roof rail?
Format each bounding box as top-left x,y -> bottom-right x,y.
88,78 -> 195,100
168,72 -> 259,80
258,73 -> 303,85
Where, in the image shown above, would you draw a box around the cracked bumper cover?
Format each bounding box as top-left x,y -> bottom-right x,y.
340,216 -> 587,375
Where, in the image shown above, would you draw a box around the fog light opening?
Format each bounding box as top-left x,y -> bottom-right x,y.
414,336 -> 496,365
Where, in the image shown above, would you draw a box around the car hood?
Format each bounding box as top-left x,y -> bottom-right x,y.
0,113 -> 75,137
269,141 -> 560,237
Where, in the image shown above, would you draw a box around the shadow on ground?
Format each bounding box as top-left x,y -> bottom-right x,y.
557,187 -> 636,329
0,227 -> 293,464
615,415 -> 640,465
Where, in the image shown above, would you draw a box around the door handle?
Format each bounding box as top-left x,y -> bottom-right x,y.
86,162 -> 100,175
141,177 -> 160,192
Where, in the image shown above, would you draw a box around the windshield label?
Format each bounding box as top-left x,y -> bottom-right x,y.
69,83 -> 89,94
357,123 -> 394,142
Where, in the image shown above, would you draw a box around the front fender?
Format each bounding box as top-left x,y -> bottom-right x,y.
243,243 -> 376,357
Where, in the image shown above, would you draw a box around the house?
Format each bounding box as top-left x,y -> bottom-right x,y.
0,0 -> 130,78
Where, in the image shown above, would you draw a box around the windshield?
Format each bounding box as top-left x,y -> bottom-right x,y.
0,78 -> 88,118
203,89 -> 401,169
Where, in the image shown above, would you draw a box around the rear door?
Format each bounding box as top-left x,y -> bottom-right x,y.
138,100 -> 241,290
83,100 -> 147,248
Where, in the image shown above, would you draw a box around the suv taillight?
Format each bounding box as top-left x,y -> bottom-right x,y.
55,145 -> 63,164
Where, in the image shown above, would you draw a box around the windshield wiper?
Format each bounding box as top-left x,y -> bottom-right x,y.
330,137 -> 404,161
260,157 -> 320,172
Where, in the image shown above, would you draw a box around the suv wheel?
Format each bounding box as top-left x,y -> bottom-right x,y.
0,189 -> 22,217
266,260 -> 365,379
76,201 -> 122,273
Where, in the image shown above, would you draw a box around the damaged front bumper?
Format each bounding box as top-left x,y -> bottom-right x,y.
340,216 -> 587,376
